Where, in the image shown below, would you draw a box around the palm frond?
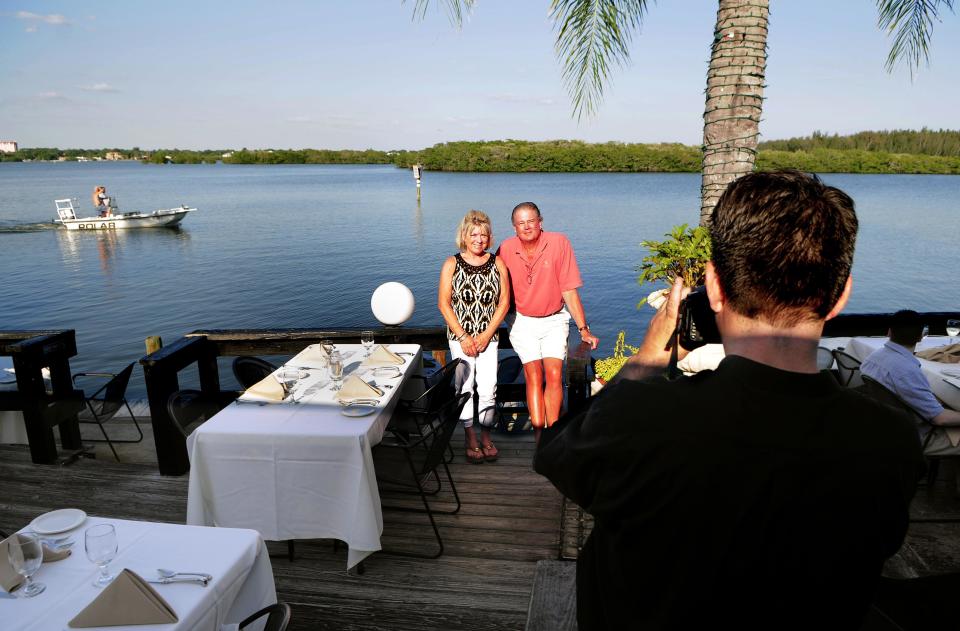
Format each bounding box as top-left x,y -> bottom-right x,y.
877,0 -> 955,77
406,0 -> 475,27
550,0 -> 650,120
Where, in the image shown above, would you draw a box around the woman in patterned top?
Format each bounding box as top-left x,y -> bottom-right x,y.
439,210 -> 511,463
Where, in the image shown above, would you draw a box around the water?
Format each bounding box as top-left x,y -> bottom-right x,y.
1,162 -> 958,398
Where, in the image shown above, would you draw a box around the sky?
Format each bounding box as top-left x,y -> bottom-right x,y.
1,1 -> 958,150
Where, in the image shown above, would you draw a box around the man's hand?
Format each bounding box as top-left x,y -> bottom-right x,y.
615,277 -> 690,382
580,328 -> 599,350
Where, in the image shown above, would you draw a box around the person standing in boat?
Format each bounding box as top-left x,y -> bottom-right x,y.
438,210 -> 511,463
92,186 -> 112,217
497,202 -> 599,443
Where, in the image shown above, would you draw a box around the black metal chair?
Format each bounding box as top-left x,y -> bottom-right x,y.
833,349 -> 864,387
72,362 -> 141,461
391,358 -> 464,436
376,392 -> 471,559
238,602 -> 292,631
166,389 -> 222,439
232,356 -> 278,389
816,346 -> 836,371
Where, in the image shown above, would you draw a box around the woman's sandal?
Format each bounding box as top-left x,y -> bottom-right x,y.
481,443 -> 499,462
466,445 -> 484,464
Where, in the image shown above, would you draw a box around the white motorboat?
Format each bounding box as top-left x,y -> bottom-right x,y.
53,198 -> 196,230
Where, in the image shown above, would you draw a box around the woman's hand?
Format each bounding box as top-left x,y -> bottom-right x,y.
460,335 -> 479,357
474,332 -> 491,353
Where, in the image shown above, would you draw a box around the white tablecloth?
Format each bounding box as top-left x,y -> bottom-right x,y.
186,344 -> 420,569
845,336 -> 960,411
4,516 -> 276,631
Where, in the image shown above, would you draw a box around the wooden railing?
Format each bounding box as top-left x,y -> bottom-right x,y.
0,330 -> 86,464
141,326 -> 593,475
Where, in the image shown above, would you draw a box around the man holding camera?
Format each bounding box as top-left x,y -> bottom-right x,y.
535,171 -> 923,629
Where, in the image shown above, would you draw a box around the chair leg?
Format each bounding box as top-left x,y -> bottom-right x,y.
85,403 -> 121,462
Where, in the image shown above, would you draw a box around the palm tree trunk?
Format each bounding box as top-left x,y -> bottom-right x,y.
700,0 -> 769,225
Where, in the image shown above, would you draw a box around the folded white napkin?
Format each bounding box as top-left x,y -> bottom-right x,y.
69,569 -> 178,627
0,537 -> 22,592
335,375 -> 383,403
239,373 -> 286,402
361,344 -> 404,367
289,344 -> 329,369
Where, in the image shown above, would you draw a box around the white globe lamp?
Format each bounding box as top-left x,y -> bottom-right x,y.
371,282 -> 415,326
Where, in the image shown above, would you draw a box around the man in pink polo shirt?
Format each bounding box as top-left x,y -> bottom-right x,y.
498,202 -> 599,441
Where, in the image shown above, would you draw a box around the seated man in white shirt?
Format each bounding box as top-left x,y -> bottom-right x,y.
861,309 -> 960,454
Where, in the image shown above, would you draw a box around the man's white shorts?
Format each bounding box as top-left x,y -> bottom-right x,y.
508,310 -> 571,364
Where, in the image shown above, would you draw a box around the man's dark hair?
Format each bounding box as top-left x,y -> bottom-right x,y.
889,309 -> 924,346
511,202 -> 541,222
710,170 -> 858,324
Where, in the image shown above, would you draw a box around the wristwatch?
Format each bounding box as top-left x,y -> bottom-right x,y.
578,324 -> 590,333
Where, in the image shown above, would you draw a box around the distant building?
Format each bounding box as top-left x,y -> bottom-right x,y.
105,151 -> 124,161
0,141 -> 18,153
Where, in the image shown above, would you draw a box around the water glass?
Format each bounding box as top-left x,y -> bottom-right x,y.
328,350 -> 344,390
7,532 -> 45,597
947,319 -> 960,338
85,523 -> 118,587
319,338 -> 335,356
361,330 -> 375,356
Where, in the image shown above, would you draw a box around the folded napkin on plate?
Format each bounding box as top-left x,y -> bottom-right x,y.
0,537 -> 23,592
335,375 -> 383,402
290,344 -> 329,369
42,543 -> 71,562
241,373 -> 285,402
69,569 -> 177,628
916,343 -> 960,364
361,344 -> 404,367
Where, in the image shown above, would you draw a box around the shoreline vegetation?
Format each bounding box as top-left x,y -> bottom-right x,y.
4,129 -> 960,175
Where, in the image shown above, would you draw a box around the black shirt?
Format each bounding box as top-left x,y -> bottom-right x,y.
535,355 -> 923,630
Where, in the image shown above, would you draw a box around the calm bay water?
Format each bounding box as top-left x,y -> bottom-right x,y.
1,162 -> 958,398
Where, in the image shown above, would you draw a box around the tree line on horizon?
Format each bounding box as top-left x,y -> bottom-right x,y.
3,129 -> 960,174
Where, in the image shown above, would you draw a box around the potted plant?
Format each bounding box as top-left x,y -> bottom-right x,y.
594,331 -> 639,384
636,223 -> 711,308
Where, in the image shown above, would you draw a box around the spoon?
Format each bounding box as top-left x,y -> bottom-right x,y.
158,568 -> 213,581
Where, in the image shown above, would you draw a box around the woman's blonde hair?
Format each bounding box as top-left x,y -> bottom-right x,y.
455,209 -> 493,251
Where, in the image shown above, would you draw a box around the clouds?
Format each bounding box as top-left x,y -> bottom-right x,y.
16,11 -> 69,32
80,83 -> 120,93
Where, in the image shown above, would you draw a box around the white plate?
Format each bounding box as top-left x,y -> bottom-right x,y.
30,508 -> 87,534
371,366 -> 401,378
340,403 -> 377,417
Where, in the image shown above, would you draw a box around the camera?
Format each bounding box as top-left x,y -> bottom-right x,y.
678,286 -> 721,350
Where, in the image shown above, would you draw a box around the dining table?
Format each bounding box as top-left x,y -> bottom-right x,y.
185,343 -> 421,569
3,515 -> 277,631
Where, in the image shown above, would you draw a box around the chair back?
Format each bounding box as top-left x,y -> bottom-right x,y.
96,363 -> 135,417
232,356 -> 278,389
856,376 -> 925,424
816,346 -> 835,371
166,389 -> 220,438
409,358 -> 464,414
239,602 -> 291,631
418,393 -> 471,477
832,349 -> 863,387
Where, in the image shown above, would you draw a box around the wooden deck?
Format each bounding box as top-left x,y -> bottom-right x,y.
0,427 -> 563,631
4,420 -> 960,629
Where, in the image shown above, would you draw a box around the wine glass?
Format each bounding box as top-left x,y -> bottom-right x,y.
361,330 -> 375,356
7,532 -> 45,597
947,319 -> 960,339
328,350 -> 344,391
85,523 -> 118,587
278,367 -> 301,397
